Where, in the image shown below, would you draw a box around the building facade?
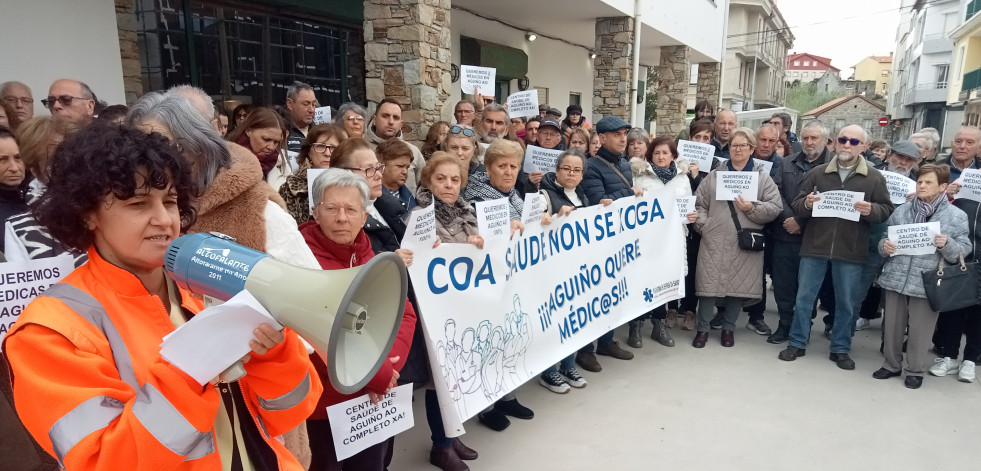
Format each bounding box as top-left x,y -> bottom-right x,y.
785,52 -> 840,85
947,0 -> 981,130
721,0 -> 794,112
852,54 -> 893,97
801,94 -> 891,141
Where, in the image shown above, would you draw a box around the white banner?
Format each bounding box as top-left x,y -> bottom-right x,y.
677,140 -> 715,173
407,193 -> 685,436
715,171 -> 759,201
325,384 -> 414,461
882,171 -> 916,205
0,255 -> 76,349
955,169 -> 981,202
460,65 -> 496,96
523,145 -> 564,174
812,190 -> 864,221
887,222 -> 941,256
506,90 -> 539,118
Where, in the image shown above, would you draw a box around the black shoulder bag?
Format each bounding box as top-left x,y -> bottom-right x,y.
727,201 -> 766,251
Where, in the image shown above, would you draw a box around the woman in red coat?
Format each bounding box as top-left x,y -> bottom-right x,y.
299,168 -> 417,471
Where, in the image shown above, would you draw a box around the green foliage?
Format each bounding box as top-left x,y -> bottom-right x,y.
786,81 -> 846,115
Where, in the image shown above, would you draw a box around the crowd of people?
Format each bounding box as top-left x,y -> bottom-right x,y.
0,76 -> 979,471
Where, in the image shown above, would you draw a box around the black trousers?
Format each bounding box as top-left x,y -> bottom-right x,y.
307,418 -> 389,471
935,304 -> 981,362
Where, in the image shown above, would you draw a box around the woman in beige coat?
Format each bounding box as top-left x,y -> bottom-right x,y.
692,127 -> 782,348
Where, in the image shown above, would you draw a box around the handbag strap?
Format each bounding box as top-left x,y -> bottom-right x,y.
600,157 -> 632,187
727,201 -> 744,231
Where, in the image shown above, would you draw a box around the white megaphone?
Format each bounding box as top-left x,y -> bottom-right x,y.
164,232 -> 407,394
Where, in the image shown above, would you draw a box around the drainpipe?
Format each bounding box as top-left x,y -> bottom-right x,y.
629,0 -> 642,126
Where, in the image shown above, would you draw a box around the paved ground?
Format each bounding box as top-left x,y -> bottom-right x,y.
388,299 -> 981,470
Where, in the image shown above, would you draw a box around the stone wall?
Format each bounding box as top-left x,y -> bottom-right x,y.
655,45 -> 690,137
363,0 -> 452,143
804,96 -> 886,136
115,0 -> 142,105
696,62 -> 720,110
593,17 -> 633,121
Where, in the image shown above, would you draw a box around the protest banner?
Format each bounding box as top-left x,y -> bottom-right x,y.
325,384 -> 414,461
887,222 -> 941,256
0,255 -> 76,348
955,169 -> 981,202
474,198 -> 511,241
882,170 -> 916,205
715,171 -> 759,201
752,158 -> 773,174
460,65 -> 496,96
676,196 -> 696,223
406,191 -> 685,436
520,193 -> 547,228
401,204 -> 437,253
306,168 -> 328,214
506,90 -> 539,118
677,140 -> 715,173
314,106 -> 332,125
523,145 -> 564,174
812,190 -> 864,221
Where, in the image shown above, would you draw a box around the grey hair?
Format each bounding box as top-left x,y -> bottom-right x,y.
441,124 -> 484,164
910,132 -> 934,150
455,100 -> 475,112
802,120 -> 830,139
77,81 -> 96,101
626,127 -> 650,146
333,102 -> 369,126
556,149 -> 588,173
167,84 -> 215,119
126,92 -> 231,193
287,81 -> 314,101
919,127 -> 941,147
483,103 -> 508,117
0,81 -> 31,96
311,168 -> 370,211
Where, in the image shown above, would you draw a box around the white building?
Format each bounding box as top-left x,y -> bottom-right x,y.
720,0 -> 794,112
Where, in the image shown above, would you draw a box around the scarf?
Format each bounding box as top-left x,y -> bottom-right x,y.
651,161 -> 678,185
234,134 -> 279,177
416,187 -> 478,228
912,192 -> 945,224
462,171 -> 523,220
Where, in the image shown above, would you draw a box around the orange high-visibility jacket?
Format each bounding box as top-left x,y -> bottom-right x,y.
3,249 -> 323,470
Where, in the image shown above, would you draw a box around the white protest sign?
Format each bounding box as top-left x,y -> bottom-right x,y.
325,384 -> 414,461
812,190 -> 864,221
715,171 -> 759,201
520,193 -> 547,228
314,106 -> 332,125
408,191 -> 685,437
955,169 -> 981,202
676,196 -> 696,223
882,171 -> 916,205
460,65 -> 496,96
0,255 -> 76,349
401,204 -> 436,253
887,222 -> 941,256
506,90 -> 539,118
523,145 -> 563,174
307,168 -> 328,214
678,140 -> 715,173
474,198 -> 511,241
753,158 -> 773,175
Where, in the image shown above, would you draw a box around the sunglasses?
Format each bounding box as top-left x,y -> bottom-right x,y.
837,137 -> 863,146
450,125 -> 475,137
41,95 -> 90,109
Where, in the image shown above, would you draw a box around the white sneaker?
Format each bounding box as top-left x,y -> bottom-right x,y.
929,357 -> 959,377
958,360 -> 976,383
855,318 -> 871,331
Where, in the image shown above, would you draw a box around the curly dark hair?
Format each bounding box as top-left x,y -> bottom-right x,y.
33,122 -> 197,252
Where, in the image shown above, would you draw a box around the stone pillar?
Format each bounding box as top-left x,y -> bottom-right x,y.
593,17 -> 634,121
363,0 -> 451,144
697,62 -> 721,109
655,45 -> 690,137
115,0 -> 143,104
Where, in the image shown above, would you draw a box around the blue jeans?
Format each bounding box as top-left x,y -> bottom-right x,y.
579,330 -> 615,352
544,353 -> 576,374
789,257 -> 864,353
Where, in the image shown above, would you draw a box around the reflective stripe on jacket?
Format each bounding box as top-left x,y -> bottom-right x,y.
2,248 -> 321,470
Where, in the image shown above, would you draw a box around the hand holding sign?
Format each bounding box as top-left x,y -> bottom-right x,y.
812,190 -> 865,221
523,146 -> 564,174
886,222 -> 941,256
678,140 -> 715,173
716,172 -> 759,201
954,169 -> 981,202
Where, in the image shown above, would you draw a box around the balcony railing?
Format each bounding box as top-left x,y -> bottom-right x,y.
917,82 -> 948,90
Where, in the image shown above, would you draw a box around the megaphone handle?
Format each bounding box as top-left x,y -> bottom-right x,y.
218,360 -> 247,383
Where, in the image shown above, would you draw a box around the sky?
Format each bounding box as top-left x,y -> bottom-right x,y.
775,0 -> 904,74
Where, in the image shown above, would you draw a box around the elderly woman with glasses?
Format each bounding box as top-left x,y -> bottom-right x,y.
334,102 -> 369,138
280,123 -> 348,225
443,124 -> 485,175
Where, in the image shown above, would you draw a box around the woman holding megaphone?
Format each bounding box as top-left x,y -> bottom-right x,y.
3,123 -> 322,470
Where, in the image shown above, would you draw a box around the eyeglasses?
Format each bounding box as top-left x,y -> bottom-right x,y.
450,126 -> 475,137
340,163 -> 386,177
2,96 -> 33,106
311,143 -> 337,154
731,143 -> 752,150
41,95 -> 90,109
345,115 -> 365,122
558,166 -> 583,175
316,203 -> 365,217
837,137 -> 863,146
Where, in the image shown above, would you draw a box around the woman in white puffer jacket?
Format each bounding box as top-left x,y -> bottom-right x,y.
627,135 -> 698,349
